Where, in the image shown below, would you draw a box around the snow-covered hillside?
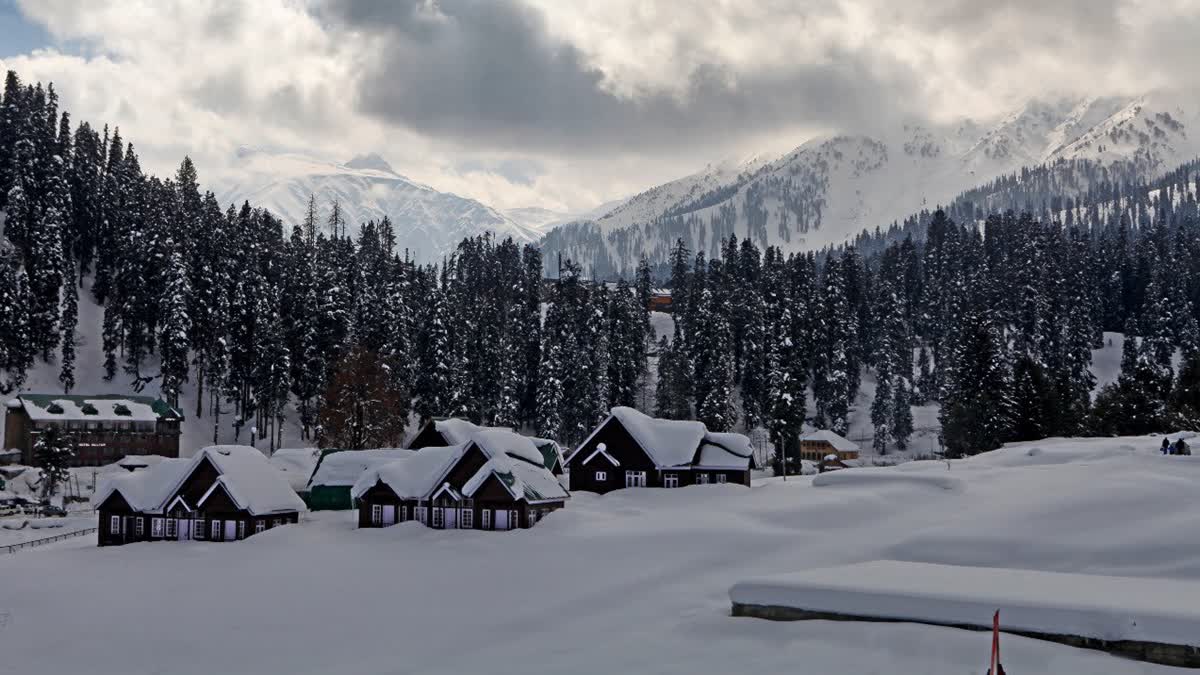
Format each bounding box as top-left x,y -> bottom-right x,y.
212,149 -> 542,263
542,93 -> 1200,276
5,435 -> 1198,674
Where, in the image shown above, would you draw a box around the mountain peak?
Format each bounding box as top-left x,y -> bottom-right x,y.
345,152 -> 396,174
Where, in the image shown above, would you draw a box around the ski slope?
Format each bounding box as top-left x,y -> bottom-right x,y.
3,434 -> 1197,674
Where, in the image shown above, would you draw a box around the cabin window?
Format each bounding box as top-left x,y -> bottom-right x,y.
625,470 -> 647,488
237,521 -> 246,540
194,520 -> 206,540
432,507 -> 444,528
663,473 -> 679,488
697,473 -> 709,484
717,474 -> 727,484
481,509 -> 491,530
110,515 -> 121,534
255,521 -> 266,534
370,504 -> 383,525
151,518 -> 164,537
211,520 -> 221,540
273,518 -> 282,528
461,508 -> 474,529
400,505 -> 408,522
135,518 -> 144,536
595,470 -> 607,482
508,510 -> 519,529
165,518 -> 177,538
528,510 -> 539,526
416,507 -> 428,524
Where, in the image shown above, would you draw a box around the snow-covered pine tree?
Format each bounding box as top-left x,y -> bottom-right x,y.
58,256 -> 78,393
0,240 -> 33,393
34,424 -> 74,499
891,378 -> 914,451
158,245 -> 191,409
693,260 -> 736,431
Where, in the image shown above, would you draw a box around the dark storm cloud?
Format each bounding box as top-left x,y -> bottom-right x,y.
321,0 -> 925,154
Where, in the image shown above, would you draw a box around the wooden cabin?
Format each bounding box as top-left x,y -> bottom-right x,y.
353,429 -> 568,531
4,394 -> 183,466
93,445 -> 306,547
799,430 -> 861,462
567,407 -> 755,494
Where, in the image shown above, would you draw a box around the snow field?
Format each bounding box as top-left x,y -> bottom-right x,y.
2,434 -> 1199,674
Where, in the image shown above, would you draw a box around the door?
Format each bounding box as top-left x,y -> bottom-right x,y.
382,505 -> 396,526
224,520 -> 237,541
494,509 -> 508,530
177,519 -> 190,541
444,507 -> 457,529
482,509 -> 492,530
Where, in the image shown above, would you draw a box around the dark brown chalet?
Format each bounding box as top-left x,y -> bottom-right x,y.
407,418 -> 565,476
354,429 -> 568,531
93,445 -> 306,547
567,407 -> 755,494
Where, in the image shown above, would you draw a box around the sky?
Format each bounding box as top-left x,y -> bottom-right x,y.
1,0 -> 1199,214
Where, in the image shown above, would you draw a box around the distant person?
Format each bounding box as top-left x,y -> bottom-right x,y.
1162,438 -> 1171,454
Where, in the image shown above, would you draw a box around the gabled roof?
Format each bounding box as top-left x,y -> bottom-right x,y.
307,448 -> 413,488
93,446 -> 305,516
801,430 -> 860,452
352,428 -> 570,504
351,444 -> 468,500
570,408 -> 755,471
528,436 -> 564,471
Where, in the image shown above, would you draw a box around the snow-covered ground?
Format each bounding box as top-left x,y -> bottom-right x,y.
3,434 -> 1196,674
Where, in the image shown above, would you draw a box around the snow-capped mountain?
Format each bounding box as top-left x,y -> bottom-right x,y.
213,149 -> 541,263
541,92 -> 1200,277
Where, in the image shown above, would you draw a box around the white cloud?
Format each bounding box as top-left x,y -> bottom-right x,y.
4,0 -> 1200,215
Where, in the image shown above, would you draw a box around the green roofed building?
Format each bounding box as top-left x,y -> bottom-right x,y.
3,394 -> 184,467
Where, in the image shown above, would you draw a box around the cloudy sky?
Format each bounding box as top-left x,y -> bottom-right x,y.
1,0 -> 1197,213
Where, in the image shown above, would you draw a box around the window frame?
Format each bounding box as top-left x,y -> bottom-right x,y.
237,521 -> 246,540
697,473 -> 709,484
432,507 -> 444,528
717,474 -> 727,484
370,503 -> 383,525
151,517 -> 164,537
165,518 -> 177,538
135,517 -> 144,537
595,470 -> 607,482
625,470 -> 646,488
508,509 -> 519,529
461,507 -> 474,529
209,520 -> 221,540
400,505 -> 408,522
110,515 -> 121,534
481,509 -> 491,530
255,520 -> 266,534
663,473 -> 679,488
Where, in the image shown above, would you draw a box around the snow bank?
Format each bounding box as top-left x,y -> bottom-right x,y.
811,467 -> 964,491
730,561 -> 1200,648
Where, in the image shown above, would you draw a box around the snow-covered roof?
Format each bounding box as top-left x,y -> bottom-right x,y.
93,446 -> 305,516
801,430 -> 860,452
527,436 -> 565,471
117,454 -> 168,470
351,445 -> 468,500
460,450 -> 570,503
351,429 -> 570,504
269,448 -> 321,492
606,406 -> 706,468
199,446 -> 308,515
696,431 -> 755,469
13,394 -> 182,422
307,448 -> 414,488
432,418 -> 513,445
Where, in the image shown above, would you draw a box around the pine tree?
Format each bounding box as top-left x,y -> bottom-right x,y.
870,375 -> 893,453
58,258 -> 78,393
892,378 -> 914,451
35,425 -> 74,499
158,245 -> 191,409
0,240 -> 33,393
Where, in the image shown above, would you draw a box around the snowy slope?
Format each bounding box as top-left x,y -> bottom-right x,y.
212,149 -> 541,263
11,277 -> 311,456
542,93 -> 1200,276
4,435 -> 1199,674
